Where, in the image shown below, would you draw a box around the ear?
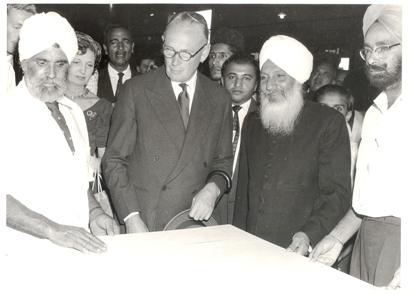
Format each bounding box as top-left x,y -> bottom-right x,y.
103,44 -> 108,55
199,43 -> 210,63
20,60 -> 28,73
131,42 -> 135,54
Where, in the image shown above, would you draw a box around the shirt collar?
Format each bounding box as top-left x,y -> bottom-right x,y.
234,98 -> 252,113
171,71 -> 198,92
108,63 -> 131,76
373,91 -> 403,113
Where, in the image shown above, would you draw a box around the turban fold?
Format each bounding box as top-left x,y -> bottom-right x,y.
259,35 -> 313,84
19,12 -> 77,62
363,5 -> 402,42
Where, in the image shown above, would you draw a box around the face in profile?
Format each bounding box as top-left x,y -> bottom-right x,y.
363,22 -> 402,90
22,46 -> 69,102
317,92 -> 350,120
7,7 -> 33,54
163,21 -> 209,83
222,62 -> 257,105
67,48 -> 96,87
208,43 -> 234,81
309,63 -> 336,92
104,27 -> 134,70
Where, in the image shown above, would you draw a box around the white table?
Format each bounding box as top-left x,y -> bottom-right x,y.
4,225 -> 384,294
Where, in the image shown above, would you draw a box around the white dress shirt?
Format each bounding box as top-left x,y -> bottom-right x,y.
108,63 -> 132,95
352,92 -> 409,218
232,99 -> 252,171
171,71 -> 198,113
3,80 -> 92,250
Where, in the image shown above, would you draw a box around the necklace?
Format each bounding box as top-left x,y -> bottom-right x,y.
65,88 -> 90,100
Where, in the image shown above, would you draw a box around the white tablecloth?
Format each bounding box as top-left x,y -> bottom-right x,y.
4,225 -> 385,294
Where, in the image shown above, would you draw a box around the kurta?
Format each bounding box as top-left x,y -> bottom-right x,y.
233,100 -> 351,247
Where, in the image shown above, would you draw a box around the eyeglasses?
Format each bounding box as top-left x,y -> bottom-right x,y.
359,43 -> 401,61
162,43 -> 207,61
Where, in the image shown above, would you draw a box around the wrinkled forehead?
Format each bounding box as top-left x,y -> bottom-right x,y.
365,21 -> 396,45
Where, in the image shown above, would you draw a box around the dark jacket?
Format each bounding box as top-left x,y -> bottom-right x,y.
233,100 -> 351,247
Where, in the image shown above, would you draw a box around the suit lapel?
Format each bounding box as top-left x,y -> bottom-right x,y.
167,75 -> 215,182
146,69 -> 185,151
99,68 -> 115,101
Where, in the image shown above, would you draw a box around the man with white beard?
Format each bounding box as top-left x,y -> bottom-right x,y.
233,35 -> 351,256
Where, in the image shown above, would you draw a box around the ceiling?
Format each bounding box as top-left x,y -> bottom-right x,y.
36,3 -> 369,63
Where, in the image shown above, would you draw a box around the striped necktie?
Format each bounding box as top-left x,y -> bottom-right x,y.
232,105 -> 242,155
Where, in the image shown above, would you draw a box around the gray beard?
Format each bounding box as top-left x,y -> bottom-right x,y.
259,84 -> 304,136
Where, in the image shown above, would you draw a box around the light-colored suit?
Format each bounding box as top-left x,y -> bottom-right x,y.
103,66 -> 233,231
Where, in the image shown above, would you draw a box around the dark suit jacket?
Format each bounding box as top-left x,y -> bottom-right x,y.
214,98 -> 259,225
102,66 -> 233,231
97,66 -> 137,103
233,100 -> 351,248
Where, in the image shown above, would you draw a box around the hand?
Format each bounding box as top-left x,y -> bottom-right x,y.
309,234 -> 343,266
90,213 -> 120,236
189,183 -> 219,221
287,231 -> 310,256
125,213 -> 149,234
47,223 -> 107,254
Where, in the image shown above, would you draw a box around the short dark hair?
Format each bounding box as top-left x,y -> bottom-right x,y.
103,23 -> 133,45
166,11 -> 209,41
221,54 -> 260,83
211,27 -> 245,54
315,84 -> 353,110
7,4 -> 37,15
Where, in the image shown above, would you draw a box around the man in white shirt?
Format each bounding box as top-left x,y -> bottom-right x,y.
310,5 -> 404,289
3,12 -> 118,253
97,24 -> 137,103
214,54 -> 259,224
6,4 -> 36,94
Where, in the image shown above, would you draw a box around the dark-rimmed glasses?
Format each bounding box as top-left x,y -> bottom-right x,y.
162,43 -> 207,61
359,43 -> 401,61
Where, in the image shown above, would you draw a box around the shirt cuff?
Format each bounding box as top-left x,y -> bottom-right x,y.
124,211 -> 140,222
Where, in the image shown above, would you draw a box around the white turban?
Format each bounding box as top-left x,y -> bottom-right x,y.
259,35 -> 313,84
19,12 -> 77,62
363,5 -> 402,42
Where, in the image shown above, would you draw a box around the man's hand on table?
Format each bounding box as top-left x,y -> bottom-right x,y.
125,213 -> 149,234
90,213 -> 120,236
189,182 -> 220,221
309,234 -> 343,266
287,231 -> 310,256
47,223 -> 107,253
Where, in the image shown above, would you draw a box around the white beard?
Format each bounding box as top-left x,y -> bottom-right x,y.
259,83 -> 304,136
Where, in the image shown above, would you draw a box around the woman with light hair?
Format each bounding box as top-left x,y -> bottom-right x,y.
65,31 -> 113,165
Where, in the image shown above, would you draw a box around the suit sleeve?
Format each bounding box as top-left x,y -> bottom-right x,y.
232,115 -> 250,230
301,114 -> 352,246
207,92 -> 234,194
102,82 -> 139,222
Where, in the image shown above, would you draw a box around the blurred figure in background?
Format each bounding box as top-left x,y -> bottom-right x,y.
208,27 -> 245,82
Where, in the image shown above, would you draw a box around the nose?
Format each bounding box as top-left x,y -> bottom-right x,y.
263,76 -> 275,91
80,63 -> 86,74
234,77 -> 242,87
117,41 -> 125,50
365,51 -> 381,66
47,63 -> 56,79
171,54 -> 180,66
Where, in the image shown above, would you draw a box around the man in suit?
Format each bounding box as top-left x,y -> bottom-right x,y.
103,11 -> 233,233
97,24 -> 137,103
233,35 -> 351,256
214,54 -> 259,224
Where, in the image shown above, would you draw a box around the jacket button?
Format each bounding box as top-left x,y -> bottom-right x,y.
161,185 -> 167,191
154,155 -> 159,161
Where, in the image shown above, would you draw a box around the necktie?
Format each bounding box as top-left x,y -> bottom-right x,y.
45,101 -> 75,153
232,105 -> 242,155
115,72 -> 124,97
178,83 -> 190,129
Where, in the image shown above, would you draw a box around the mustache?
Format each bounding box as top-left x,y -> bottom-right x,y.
366,64 -> 386,72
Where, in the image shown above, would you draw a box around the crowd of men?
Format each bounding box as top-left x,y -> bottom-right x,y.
4,4 -> 405,290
